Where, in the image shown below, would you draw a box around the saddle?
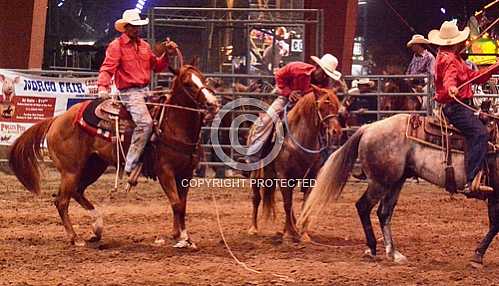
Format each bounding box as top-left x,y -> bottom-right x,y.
76,95 -> 167,142
407,113 -> 497,194
407,113 -> 497,153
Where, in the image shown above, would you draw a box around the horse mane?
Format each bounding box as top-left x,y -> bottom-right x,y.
288,86 -> 339,124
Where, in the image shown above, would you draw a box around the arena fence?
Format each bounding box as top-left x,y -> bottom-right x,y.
2,70 -> 498,178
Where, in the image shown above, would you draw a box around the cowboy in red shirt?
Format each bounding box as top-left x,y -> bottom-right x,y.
246,54 -> 343,163
97,9 -> 178,175
430,21 -> 498,193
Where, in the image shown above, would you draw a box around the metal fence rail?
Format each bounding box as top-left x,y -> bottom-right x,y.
2,70 -> 498,176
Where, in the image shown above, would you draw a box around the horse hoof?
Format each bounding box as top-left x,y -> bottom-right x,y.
173,239 -> 198,250
301,232 -> 312,243
282,233 -> 301,243
73,239 -> 86,247
392,251 -> 408,264
88,236 -> 101,243
363,249 -> 377,261
154,236 -> 166,245
470,253 -> 483,268
247,226 -> 258,236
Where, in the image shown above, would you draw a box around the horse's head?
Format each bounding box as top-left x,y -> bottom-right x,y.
312,86 -> 342,140
170,65 -> 220,121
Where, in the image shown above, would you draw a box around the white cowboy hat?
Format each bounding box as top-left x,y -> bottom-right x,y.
115,9 -> 149,33
310,54 -> 342,81
428,21 -> 470,46
352,78 -> 374,88
407,34 -> 431,47
347,87 -> 360,95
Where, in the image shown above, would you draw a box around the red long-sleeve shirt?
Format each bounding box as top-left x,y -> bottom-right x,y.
98,34 -> 168,91
275,62 -> 317,97
434,49 -> 495,104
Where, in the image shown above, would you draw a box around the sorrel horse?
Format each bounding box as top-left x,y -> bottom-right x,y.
298,113 -> 499,266
248,86 -> 342,240
9,65 -> 219,248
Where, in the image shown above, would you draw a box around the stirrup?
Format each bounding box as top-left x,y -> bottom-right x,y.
125,164 -> 143,192
471,171 -> 494,193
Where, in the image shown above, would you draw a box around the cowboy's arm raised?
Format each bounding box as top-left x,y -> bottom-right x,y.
97,41 -> 120,94
150,40 -> 178,72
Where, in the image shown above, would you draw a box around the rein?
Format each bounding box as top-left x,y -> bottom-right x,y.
283,101 -> 335,154
450,62 -> 499,120
116,99 -> 207,113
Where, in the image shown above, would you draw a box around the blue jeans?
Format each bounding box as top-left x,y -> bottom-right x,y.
443,101 -> 488,183
119,87 -> 153,173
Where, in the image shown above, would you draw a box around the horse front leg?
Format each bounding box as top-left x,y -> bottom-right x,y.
157,168 -> 195,249
471,195 -> 499,267
174,177 -> 197,249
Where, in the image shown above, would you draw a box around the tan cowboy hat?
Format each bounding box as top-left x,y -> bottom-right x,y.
428,21 -> 470,46
407,34 -> 431,47
310,54 -> 342,81
115,9 -> 149,33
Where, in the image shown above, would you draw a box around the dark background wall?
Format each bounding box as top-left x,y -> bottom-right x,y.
305,0 -> 358,74
0,0 -> 47,69
0,1 -> 35,68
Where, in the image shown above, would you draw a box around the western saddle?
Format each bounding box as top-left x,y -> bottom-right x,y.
406,108 -> 497,194
77,94 -> 167,142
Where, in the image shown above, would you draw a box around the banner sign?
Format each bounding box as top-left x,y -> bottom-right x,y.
0,69 -> 99,146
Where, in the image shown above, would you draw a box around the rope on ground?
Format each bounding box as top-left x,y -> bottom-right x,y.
209,187 -> 295,283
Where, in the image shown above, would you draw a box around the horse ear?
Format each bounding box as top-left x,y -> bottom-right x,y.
0,74 -> 4,82
169,66 -> 179,76
190,56 -> 200,67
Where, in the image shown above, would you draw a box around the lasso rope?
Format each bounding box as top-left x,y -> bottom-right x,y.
114,99 -> 207,113
450,62 -> 499,119
210,187 -> 294,282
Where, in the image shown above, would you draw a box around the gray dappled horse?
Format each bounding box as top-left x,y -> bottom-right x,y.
298,113 -> 498,266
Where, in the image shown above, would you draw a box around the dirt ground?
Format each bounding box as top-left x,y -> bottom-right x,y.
0,170 -> 498,286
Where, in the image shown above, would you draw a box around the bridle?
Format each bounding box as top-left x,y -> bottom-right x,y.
283,90 -> 340,154
175,68 -> 214,111
315,99 -> 339,128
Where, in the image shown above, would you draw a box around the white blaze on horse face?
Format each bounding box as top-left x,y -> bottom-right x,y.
190,73 -> 218,105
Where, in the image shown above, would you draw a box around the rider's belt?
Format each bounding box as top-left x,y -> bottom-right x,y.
445,99 -> 471,107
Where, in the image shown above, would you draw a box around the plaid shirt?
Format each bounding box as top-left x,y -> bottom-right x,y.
406,49 -> 435,76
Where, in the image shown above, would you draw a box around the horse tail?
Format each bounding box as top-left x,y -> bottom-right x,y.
9,118 -> 56,194
297,126 -> 365,231
252,168 -> 275,222
261,185 -> 276,222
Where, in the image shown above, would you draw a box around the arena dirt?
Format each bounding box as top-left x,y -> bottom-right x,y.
0,171 -> 497,285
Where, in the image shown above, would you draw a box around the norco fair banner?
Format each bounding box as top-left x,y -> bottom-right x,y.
0,69 -> 98,146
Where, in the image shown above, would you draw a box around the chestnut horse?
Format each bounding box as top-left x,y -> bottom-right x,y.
380,78 -> 423,112
248,86 -> 342,240
9,65 -> 219,248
